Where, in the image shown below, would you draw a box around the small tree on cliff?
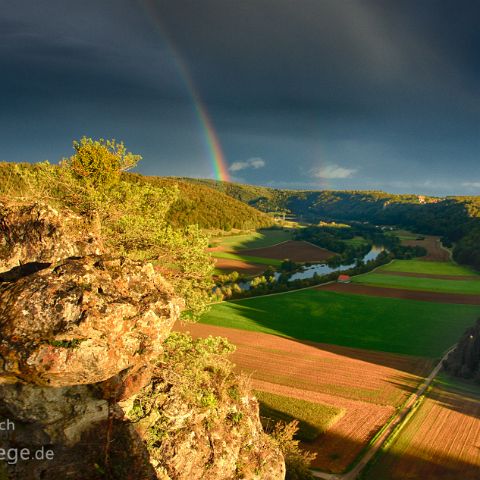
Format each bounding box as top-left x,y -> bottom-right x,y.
57,138 -> 213,319
65,137 -> 141,188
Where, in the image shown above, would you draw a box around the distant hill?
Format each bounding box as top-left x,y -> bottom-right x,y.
182,178 -> 285,212
122,174 -> 274,230
0,163 -> 274,232
182,178 -> 480,270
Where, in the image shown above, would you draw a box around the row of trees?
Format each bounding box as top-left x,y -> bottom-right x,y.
214,251 -> 392,301
444,319 -> 480,382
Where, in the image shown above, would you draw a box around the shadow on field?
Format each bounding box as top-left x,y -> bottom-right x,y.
360,435 -> 480,480
302,425 -> 480,479
297,340 -> 434,377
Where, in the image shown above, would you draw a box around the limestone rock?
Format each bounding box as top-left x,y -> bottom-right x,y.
0,256 -> 183,386
0,201 -> 101,275
0,200 -> 285,479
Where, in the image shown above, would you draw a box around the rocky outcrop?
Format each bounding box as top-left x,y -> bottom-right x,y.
123,333 -> 285,480
0,256 -> 182,387
0,200 -> 285,479
0,201 -> 102,276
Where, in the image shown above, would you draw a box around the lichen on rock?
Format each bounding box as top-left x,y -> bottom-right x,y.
0,255 -> 183,387
0,201 -> 101,275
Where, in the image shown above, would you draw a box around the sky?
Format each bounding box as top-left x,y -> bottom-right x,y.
1,0 -> 479,195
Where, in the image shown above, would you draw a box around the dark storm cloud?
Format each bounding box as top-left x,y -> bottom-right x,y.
1,0 -> 479,194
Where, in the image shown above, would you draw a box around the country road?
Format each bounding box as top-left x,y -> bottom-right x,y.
311,345 -> 457,480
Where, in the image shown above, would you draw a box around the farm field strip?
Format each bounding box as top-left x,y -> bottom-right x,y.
320,282 -> 480,306
200,289 -> 480,357
232,349 -> 425,406
388,231 -> 450,262
210,250 -> 282,266
401,236 -> 450,261
212,257 -> 266,275
209,228 -> 293,251
176,323 -> 430,406
255,390 -> 345,441
375,270 -> 479,281
364,378 -> 480,480
174,322 -> 433,473
378,259 -> 476,276
254,379 -> 395,474
352,272 -> 480,295
238,240 -> 334,262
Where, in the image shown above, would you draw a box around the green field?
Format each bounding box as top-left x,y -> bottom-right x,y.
255,390 -> 344,442
354,272 -> 480,295
200,290 -> 479,357
210,228 -> 293,251
211,251 -> 282,266
387,229 -> 422,241
344,236 -> 370,247
379,259 -> 476,276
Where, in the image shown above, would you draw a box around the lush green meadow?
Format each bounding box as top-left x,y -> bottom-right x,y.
201,290 -> 479,357
379,259 -> 476,276
210,228 -> 292,251
353,272 -> 480,294
211,250 -> 282,266
255,390 -> 344,441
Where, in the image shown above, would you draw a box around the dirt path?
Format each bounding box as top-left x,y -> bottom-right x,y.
317,282 -> 480,305
311,345 -> 457,480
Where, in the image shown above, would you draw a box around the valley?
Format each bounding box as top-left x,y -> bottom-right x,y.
195,213 -> 480,477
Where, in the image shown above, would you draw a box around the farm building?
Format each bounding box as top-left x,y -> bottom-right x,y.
337,274 -> 351,283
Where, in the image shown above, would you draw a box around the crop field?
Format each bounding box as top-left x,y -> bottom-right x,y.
389,229 -> 421,241
199,256 -> 480,473
388,231 -> 450,261
209,228 -> 293,251
200,289 -> 479,357
344,235 -> 370,247
322,283 -> 480,306
255,390 -> 345,441
353,272 -> 480,295
211,250 -> 282,266
175,322 -> 429,473
378,259 -> 476,276
239,240 -> 334,262
364,375 -> 480,480
212,258 -> 266,275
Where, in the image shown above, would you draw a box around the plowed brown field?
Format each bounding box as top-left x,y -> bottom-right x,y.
317,282 -> 480,305
174,322 -> 432,473
239,240 -> 334,262
213,257 -> 266,274
401,235 -> 450,261
365,382 -> 480,479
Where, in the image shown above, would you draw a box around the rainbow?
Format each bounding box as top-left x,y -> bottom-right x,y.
139,0 -> 231,182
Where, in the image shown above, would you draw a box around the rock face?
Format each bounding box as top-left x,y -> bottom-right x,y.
0,201 -> 101,275
0,256 -> 182,387
0,200 -> 285,479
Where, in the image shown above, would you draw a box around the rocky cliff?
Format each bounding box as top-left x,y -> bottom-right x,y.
0,201 -> 285,480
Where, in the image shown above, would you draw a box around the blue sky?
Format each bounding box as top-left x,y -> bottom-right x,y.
1,0 -> 479,195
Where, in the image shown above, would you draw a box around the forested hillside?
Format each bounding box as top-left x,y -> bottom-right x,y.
184,179 -> 480,270
0,163 -> 273,232
125,174 -> 274,230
